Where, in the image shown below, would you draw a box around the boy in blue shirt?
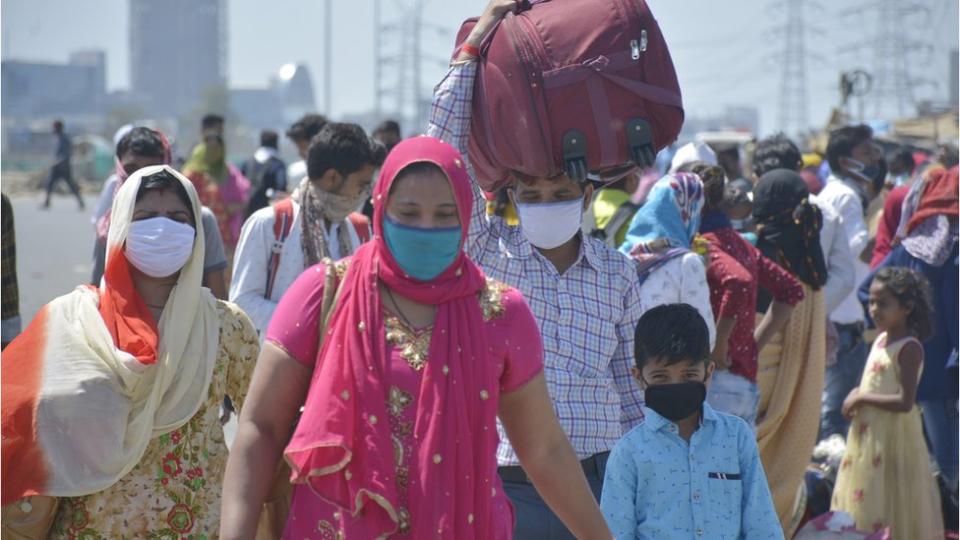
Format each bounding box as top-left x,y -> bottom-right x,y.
601,303 -> 783,539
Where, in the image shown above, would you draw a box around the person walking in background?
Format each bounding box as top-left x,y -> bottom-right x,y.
817,125 -> 884,441
372,119 -> 402,153
870,185 -> 909,269
1,193 -> 20,349
696,163 -> 804,427
201,113 -> 225,139
230,123 -> 384,335
90,127 -> 230,298
183,132 -> 251,254
833,268 -> 944,539
618,172 -> 716,350
363,119 -> 404,219
2,166 -> 259,538
589,172 -> 640,249
886,147 -> 917,188
285,114 -> 329,187
750,169 -> 829,534
42,120 -> 85,210
241,130 -> 287,218
751,134 -> 855,319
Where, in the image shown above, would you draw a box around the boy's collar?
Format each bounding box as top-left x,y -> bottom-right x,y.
643,402 -> 719,433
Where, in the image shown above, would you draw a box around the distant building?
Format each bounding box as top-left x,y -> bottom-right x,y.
129,0 -> 227,116
1,51 -> 107,119
230,63 -> 317,131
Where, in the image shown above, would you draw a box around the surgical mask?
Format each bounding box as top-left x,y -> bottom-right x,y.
125,217 -> 195,278
320,188 -> 366,223
515,197 -> 584,249
890,173 -> 909,187
383,216 -> 461,281
845,158 -> 883,186
642,379 -> 707,422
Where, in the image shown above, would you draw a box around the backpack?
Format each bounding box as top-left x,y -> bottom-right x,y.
263,198 -> 371,299
454,0 -> 683,192
586,199 -> 639,248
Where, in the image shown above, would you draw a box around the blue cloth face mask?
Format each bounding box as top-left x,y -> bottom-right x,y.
383,216 -> 461,281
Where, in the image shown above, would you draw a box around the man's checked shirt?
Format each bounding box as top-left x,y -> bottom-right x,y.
427,61 -> 645,466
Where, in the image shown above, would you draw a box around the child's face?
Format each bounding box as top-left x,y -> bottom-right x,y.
632,357 -> 714,390
868,281 -> 911,332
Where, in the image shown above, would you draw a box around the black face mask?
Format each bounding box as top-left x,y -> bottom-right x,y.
643,380 -> 707,422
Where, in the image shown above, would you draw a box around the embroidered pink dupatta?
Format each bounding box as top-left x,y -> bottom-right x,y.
284,137 -> 498,538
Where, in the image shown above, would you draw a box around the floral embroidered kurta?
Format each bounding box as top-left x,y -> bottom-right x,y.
49,301 -> 259,540
265,263 -> 544,539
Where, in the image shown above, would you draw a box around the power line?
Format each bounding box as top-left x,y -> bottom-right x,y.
776,0 -> 813,137
374,0 -> 448,129
842,0 -> 933,118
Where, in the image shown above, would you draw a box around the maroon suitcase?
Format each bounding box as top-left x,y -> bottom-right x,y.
455,0 -> 683,192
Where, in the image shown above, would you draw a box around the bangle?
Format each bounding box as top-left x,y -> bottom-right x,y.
460,43 -> 481,58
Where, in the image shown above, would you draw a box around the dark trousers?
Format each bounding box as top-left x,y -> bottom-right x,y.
45,164 -> 83,207
498,451 -> 608,540
820,322 -> 867,440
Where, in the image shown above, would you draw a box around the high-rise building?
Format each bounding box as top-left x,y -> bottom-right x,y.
2,51 -> 107,119
129,0 -> 227,116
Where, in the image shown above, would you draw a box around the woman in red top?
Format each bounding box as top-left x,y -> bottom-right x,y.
692,164 -> 804,427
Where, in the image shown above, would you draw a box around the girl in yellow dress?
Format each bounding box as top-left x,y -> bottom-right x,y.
832,267 -> 944,538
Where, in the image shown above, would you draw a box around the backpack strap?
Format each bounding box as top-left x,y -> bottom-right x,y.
265,198 -> 295,299
347,212 -> 371,244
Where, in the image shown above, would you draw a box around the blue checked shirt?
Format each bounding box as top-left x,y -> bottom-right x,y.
428,61 -> 645,465
600,403 -> 784,539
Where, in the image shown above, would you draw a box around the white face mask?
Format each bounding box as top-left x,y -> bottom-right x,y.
515,196 -> 584,249
125,217 -> 195,278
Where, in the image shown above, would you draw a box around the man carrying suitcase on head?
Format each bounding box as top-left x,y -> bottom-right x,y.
428,1 -> 684,537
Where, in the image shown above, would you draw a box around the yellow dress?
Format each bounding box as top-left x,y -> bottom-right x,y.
831,332 -> 944,539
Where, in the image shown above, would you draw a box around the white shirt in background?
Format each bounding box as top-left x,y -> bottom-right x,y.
229,200 -> 361,335
810,194 -> 856,314
287,160 -> 307,187
817,174 -> 869,324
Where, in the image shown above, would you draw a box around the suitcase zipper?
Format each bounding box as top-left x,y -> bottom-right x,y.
505,13 -> 554,173
630,30 -> 647,60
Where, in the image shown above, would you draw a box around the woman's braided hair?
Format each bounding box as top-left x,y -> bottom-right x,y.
873,267 -> 934,341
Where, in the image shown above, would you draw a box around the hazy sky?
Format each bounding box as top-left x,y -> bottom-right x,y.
2,0 -> 957,135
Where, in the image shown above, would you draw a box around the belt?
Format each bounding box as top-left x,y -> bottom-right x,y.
497,451 -> 610,485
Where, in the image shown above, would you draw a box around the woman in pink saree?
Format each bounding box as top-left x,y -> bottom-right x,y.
220,136 -> 612,539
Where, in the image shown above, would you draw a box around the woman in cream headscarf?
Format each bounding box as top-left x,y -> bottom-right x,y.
2,165 -> 259,538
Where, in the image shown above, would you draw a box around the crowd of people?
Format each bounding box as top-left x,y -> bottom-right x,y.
2,0 -> 958,538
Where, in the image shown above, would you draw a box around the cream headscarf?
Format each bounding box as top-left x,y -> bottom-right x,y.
2,165 -> 220,502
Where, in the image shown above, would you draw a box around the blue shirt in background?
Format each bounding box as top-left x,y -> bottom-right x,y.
600,403 -> 783,540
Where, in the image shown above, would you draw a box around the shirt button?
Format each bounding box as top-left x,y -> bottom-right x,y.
692,491 -> 701,502
696,527 -> 704,536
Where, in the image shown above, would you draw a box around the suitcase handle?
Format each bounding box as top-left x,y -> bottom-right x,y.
562,130 -> 589,182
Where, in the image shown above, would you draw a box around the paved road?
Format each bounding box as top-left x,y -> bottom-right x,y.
9,191 -> 98,328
